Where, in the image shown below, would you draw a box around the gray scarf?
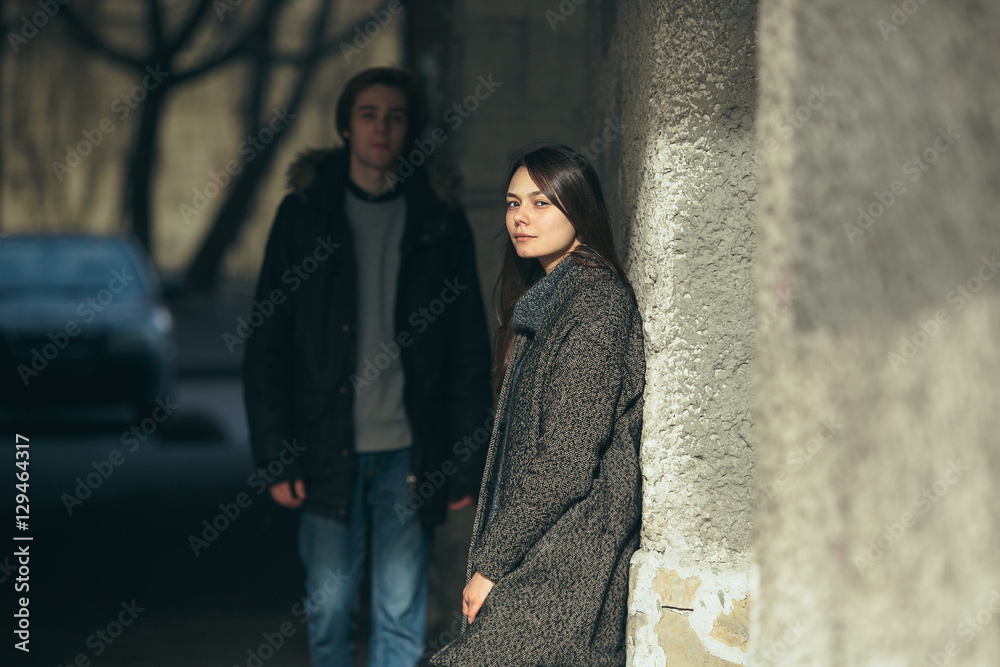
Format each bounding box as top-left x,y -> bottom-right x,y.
512,255 -> 577,334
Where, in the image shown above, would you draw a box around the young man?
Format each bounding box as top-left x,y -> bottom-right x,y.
242,67 -> 493,667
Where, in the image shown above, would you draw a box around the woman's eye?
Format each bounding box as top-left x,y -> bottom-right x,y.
506,201 -> 518,209
534,200 -> 548,207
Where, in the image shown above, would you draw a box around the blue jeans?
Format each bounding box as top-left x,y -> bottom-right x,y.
298,447 -> 431,667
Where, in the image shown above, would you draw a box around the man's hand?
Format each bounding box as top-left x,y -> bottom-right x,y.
447,494 -> 475,511
269,480 -> 306,508
462,571 -> 495,624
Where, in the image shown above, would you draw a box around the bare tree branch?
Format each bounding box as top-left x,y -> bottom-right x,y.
171,40 -> 247,83
182,0 -> 344,292
148,0 -> 166,54
271,0 -> 395,66
163,0 -> 214,62
60,4 -> 145,70
171,0 -> 278,83
269,39 -> 343,65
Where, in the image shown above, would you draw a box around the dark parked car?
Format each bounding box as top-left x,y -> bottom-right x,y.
0,234 -> 176,420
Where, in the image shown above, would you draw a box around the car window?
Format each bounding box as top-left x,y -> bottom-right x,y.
0,238 -> 148,298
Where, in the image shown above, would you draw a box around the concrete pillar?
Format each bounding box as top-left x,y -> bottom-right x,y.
587,2 -> 758,665
755,0 -> 1000,665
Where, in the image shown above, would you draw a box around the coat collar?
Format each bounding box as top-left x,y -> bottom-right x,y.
286,146 -> 444,214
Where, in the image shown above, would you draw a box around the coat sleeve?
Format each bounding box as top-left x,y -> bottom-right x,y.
443,209 -> 494,501
470,315 -> 623,582
241,194 -> 303,483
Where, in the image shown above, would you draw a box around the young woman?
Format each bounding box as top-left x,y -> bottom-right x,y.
431,145 -> 645,667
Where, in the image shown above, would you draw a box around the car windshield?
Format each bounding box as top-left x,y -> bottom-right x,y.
0,237 -> 147,299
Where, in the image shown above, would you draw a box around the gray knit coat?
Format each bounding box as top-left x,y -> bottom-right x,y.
431,253 -> 645,667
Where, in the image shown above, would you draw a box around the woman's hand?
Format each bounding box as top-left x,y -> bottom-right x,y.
447,494 -> 475,511
462,571 -> 495,624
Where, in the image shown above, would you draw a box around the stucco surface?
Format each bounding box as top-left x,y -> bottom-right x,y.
586,1 -> 758,664
591,0 -> 757,565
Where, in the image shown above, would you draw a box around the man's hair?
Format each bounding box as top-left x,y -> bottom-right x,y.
335,67 -> 427,147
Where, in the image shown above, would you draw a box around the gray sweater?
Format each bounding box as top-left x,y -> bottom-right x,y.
345,186 -> 412,453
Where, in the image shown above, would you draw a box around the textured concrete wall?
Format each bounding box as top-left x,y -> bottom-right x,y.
586,2 -> 758,664
754,0 -> 1000,665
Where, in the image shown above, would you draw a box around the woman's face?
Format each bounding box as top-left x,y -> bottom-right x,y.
505,166 -> 580,274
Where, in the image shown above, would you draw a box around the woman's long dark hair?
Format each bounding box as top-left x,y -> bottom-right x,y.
491,144 -> 636,392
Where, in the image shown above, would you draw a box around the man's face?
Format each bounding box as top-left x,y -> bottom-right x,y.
343,84 -> 408,172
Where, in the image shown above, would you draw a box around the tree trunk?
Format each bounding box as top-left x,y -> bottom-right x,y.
182,0 -> 336,293
181,138 -> 287,293
127,81 -> 170,254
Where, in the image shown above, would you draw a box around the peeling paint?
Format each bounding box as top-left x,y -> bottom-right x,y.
656,610 -> 742,667
654,569 -> 702,609
628,551 -> 750,666
710,594 -> 750,652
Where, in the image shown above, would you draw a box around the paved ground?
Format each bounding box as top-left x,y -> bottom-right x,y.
1,290 -> 475,667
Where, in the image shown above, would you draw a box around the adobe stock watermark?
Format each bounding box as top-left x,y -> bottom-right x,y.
759,85 -> 835,166
394,410 -> 495,523
54,600 -> 146,666
572,115 -> 625,166
7,0 -> 70,54
61,396 -> 181,515
757,286 -> 795,334
188,439 -> 304,556
0,554 -> 15,585
758,416 -> 841,499
887,255 -> 998,372
545,0 -> 585,31
755,621 -> 808,667
877,0 -> 934,40
853,459 -> 968,573
339,0 -> 409,62
179,107 -> 296,224
387,74 -> 502,188
52,65 -> 170,182
424,610 -> 474,659
16,266 -> 136,386
928,588 -> 1000,666
222,235 -> 340,352
844,126 -> 960,244
230,568 -> 349,667
351,276 -> 469,394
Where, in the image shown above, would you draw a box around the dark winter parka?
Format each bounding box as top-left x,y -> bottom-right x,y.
431,252 -> 646,667
241,147 -> 493,528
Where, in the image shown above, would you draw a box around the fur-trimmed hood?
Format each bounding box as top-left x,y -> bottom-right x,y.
286,147 -> 338,195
